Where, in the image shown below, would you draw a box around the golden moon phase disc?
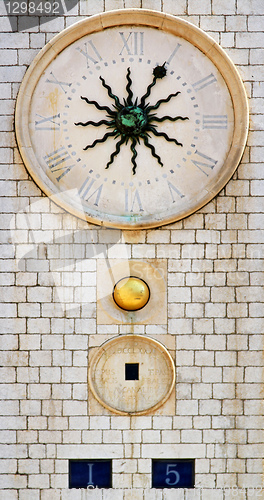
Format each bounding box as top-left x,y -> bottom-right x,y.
113,276 -> 150,311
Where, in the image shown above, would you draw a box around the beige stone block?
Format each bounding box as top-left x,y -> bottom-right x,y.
163,489 -> 185,499
161,430 -> 181,443
216,473 -> 237,488
181,429 -> 202,443
202,367 -> 222,383
62,431 -> 81,444
124,443 -> 141,458
176,400 -> 199,415
199,400 -> 221,415
246,458 -> 263,473
142,443 -> 205,458
223,367 -> 244,383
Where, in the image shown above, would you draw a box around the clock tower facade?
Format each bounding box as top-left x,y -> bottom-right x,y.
0,0 -> 263,498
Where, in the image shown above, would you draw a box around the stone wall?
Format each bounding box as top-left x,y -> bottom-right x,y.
0,0 -> 263,499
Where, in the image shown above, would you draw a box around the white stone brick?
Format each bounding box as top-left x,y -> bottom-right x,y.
223,367 -> 244,383
90,416 -> 110,429
193,416 -> 211,429
103,430 -> 122,443
142,430 -> 160,443
163,490 -> 185,499
42,336 -> 63,351
146,230 -> 170,243
19,334 -> 40,351
0,334 -> 18,350
57,443 -> 123,458
202,367 -> 222,383
176,383 -> 191,399
152,417 -> 172,430
185,303 -> 204,317
181,429 -> 202,443
173,416 -> 193,429
161,430 -> 180,443
68,417 -> 89,430
176,400 -> 199,415
157,244 -> 180,259
238,444 -> 263,458
188,0 -> 211,14
124,443 -> 140,458
195,351 -> 215,366
62,401 -> 87,416
205,303 -> 226,317
177,367 -> 201,382
213,384 -> 236,399
168,318 -> 192,334
192,287 -> 210,302
237,0 -> 264,14
52,352 -> 72,368
214,318 -> 235,334
222,400 -> 243,415
142,443 -> 205,458
27,474 -> 50,489
20,400 -> 41,416
110,417 -> 131,430
236,383 -> 262,399
48,417 -> 68,431
246,458 -> 263,472
61,367 -> 87,383
177,334 -> 204,350
42,401 -> 62,417
0,384 -> 26,400
192,384 -> 212,399
123,430 -> 142,442
29,351 -> 51,367
193,319 -> 214,334
130,416 -> 152,429
199,400 -> 222,415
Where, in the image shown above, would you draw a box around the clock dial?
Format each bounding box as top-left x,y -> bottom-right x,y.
15,10 -> 248,228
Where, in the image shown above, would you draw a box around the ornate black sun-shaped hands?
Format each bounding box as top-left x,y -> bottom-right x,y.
75,63 -> 189,175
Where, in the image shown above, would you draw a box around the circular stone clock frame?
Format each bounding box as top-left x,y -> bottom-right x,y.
15,9 -> 248,229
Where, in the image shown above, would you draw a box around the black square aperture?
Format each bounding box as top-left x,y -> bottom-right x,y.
125,363 -> 139,380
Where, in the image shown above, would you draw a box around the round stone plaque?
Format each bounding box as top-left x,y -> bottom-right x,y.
88,335 -> 175,415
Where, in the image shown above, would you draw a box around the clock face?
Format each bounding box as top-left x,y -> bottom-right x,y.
15,10 -> 248,229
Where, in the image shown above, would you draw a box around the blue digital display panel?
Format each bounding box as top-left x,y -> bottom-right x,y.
152,459 -> 195,488
69,460 -> 112,489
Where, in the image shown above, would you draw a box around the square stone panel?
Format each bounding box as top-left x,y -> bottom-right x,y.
97,259 -> 167,325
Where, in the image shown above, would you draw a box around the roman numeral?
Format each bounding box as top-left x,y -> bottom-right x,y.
192,73 -> 217,92
35,113 -> 60,130
119,32 -> 144,56
191,150 -> 218,176
167,181 -> 185,203
166,43 -> 182,65
78,177 -> 103,207
45,72 -> 71,93
76,40 -> 103,68
43,147 -> 74,182
203,115 -> 228,129
125,189 -> 144,213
